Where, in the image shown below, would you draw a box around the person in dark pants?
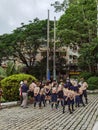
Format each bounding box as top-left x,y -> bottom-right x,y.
40,87 -> 46,107
75,91 -> 80,107
51,86 -> 58,110
82,82 -> 88,104
63,87 -> 75,114
33,83 -> 41,108
79,78 -> 88,104
62,95 -> 67,114
62,87 -> 69,114
67,90 -> 75,114
57,84 -> 64,108
44,81 -> 51,104
19,81 -> 23,104
28,81 -> 37,103
72,81 -> 80,107
79,87 -> 85,107
21,80 -> 29,108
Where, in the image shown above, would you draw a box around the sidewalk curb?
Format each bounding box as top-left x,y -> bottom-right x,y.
87,90 -> 98,94
1,101 -> 20,109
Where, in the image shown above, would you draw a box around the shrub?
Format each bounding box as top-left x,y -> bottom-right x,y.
0,73 -> 37,101
87,76 -> 98,90
79,72 -> 93,80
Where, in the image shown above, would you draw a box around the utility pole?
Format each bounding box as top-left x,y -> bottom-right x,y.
53,16 -> 56,80
46,10 -> 50,80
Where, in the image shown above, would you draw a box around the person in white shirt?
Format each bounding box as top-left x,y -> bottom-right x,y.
79,78 -> 88,104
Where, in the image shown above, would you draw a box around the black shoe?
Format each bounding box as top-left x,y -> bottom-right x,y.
70,111 -> 73,114
83,104 -> 85,107
63,111 -> 65,114
23,106 -> 28,109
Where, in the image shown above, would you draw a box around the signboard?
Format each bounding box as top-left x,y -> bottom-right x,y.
69,71 -> 80,75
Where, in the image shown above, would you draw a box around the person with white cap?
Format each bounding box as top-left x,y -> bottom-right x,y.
19,81 -> 23,104
21,80 -> 29,108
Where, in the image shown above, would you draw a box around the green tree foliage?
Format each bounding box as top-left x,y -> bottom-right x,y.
0,18 -> 67,78
78,40 -> 98,72
0,19 -> 54,75
53,0 -> 98,73
0,34 -> 14,65
56,0 -> 97,45
51,0 -> 74,12
5,61 -> 23,76
1,74 -> 37,101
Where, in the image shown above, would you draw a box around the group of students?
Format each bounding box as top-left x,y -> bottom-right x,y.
19,78 -> 88,114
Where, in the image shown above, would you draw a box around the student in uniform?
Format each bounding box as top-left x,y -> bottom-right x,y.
74,88 -> 80,107
72,81 -> 80,107
40,86 -> 46,107
64,78 -> 72,89
51,86 -> 58,110
63,86 -> 69,113
67,89 -> 75,114
28,80 -> 37,103
79,78 -> 88,104
79,87 -> 85,107
57,83 -> 64,108
44,81 -> 51,104
33,82 -> 41,108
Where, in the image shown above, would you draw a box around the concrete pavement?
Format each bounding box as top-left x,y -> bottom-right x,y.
0,94 -> 98,130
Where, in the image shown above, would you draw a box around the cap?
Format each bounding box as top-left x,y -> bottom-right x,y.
20,81 -> 23,85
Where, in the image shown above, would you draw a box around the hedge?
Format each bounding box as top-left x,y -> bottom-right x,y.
1,73 -> 37,101
79,72 -> 93,80
87,76 -> 98,90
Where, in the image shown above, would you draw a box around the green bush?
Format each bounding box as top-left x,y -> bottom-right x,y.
79,72 -> 93,80
87,76 -> 98,90
0,73 -> 37,101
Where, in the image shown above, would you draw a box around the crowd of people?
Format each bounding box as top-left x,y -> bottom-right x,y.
19,77 -> 88,114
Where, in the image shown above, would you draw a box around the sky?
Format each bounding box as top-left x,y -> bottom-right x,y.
0,0 -> 63,35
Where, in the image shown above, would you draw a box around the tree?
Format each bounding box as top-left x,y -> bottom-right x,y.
0,19 -> 54,76
56,0 -> 97,45
78,39 -> 98,72
53,0 -> 98,73
51,0 -> 74,12
0,34 -> 14,65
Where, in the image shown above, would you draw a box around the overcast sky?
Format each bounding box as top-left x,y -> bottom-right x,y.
0,0 -> 63,35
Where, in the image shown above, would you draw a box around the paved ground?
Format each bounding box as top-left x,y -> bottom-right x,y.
93,121 -> 98,130
0,94 -> 98,130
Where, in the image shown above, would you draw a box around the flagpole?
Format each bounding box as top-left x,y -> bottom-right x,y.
46,10 -> 50,80
97,1 -> 98,70
53,16 -> 56,80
